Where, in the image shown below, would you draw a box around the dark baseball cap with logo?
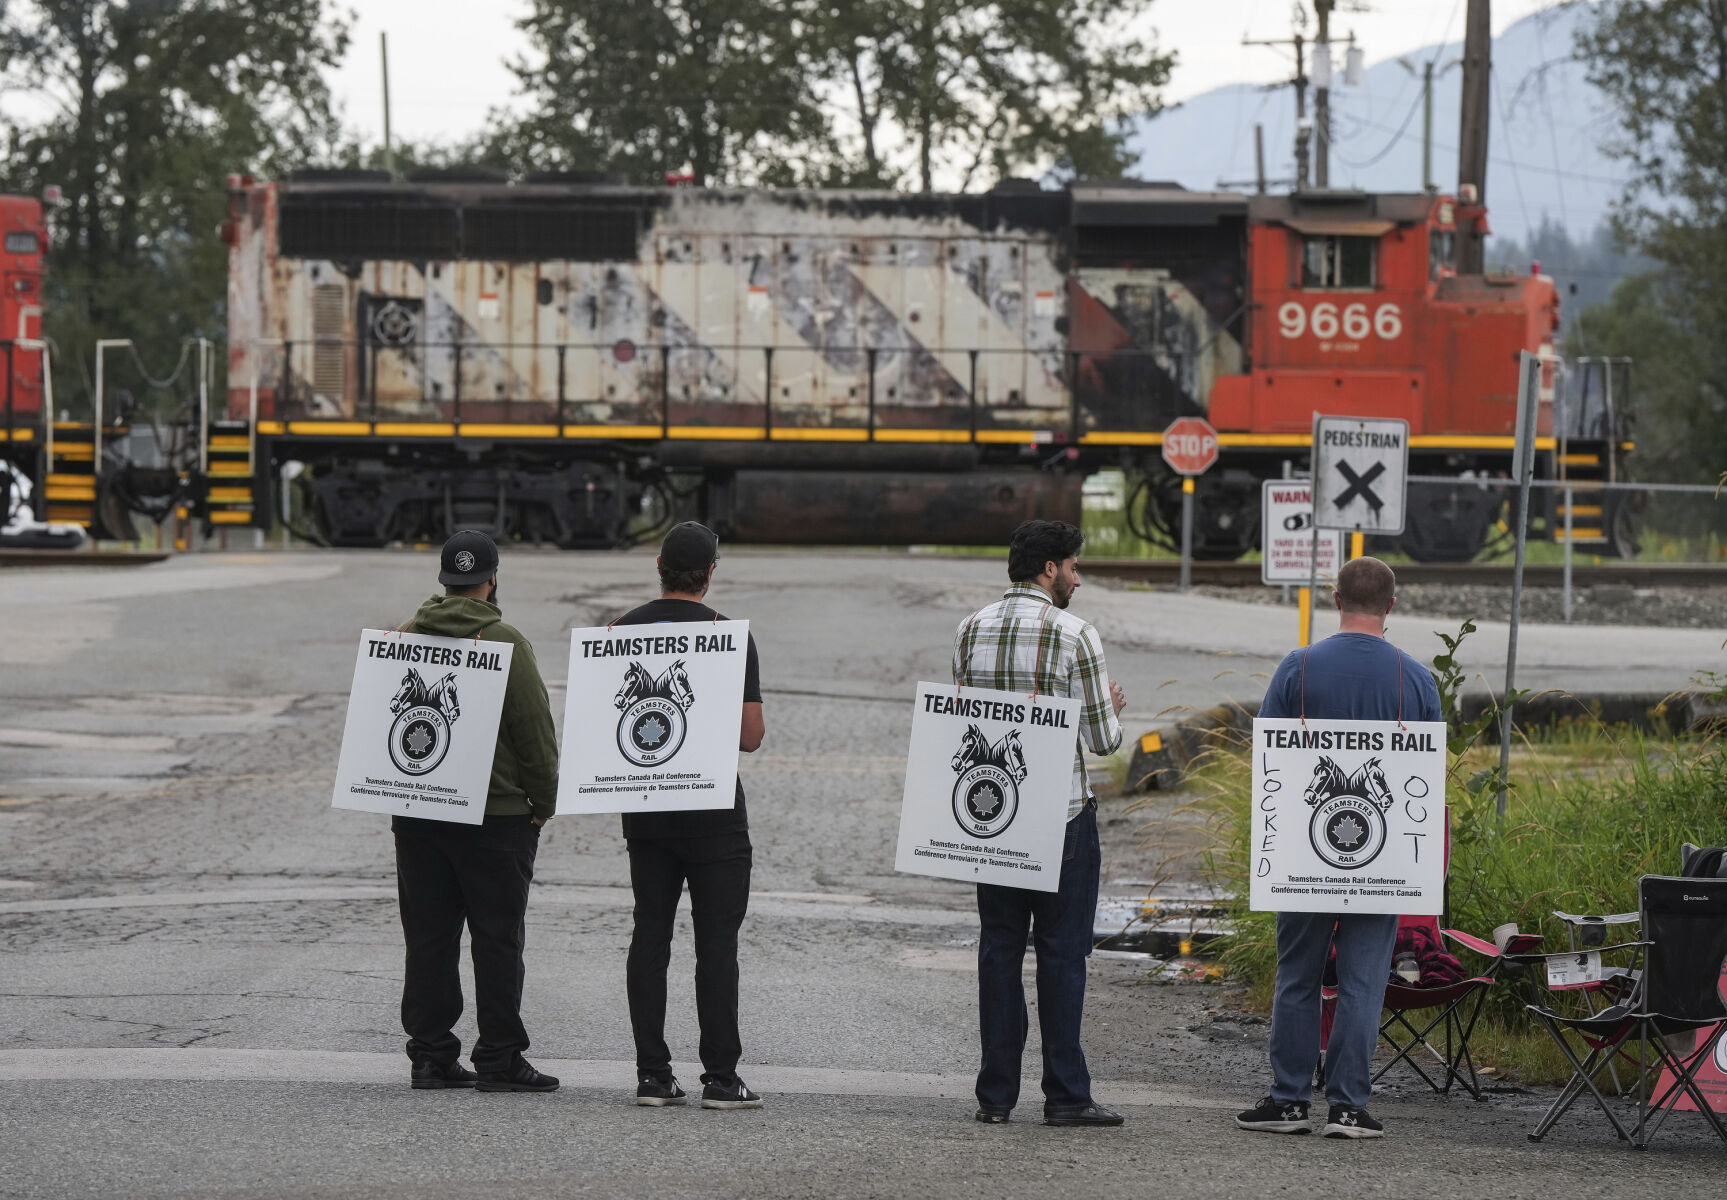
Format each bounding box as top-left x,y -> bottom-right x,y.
659,521 -> 719,572
439,529 -> 500,585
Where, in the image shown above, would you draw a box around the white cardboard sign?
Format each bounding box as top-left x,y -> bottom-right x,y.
556,620 -> 749,814
1261,480 -> 1346,584
1312,415 -> 1410,535
894,682 -> 1081,894
332,630 -> 514,824
1546,951 -> 1605,991
1250,717 -> 1447,915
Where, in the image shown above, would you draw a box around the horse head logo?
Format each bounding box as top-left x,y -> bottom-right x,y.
662,660 -> 695,711
998,730 -> 1029,784
615,661 -> 655,711
1304,755 -> 1349,807
390,670 -> 421,715
952,724 -> 991,775
1358,757 -> 1393,811
949,723 -> 1025,839
427,672 -> 460,725
614,658 -> 695,767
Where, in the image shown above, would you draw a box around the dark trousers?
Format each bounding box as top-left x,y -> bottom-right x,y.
393,814 -> 539,1073
975,803 -> 1100,1114
625,831 -> 752,1084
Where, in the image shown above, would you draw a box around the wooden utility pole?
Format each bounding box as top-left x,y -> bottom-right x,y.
1314,0 -> 1332,189
1457,0 -> 1491,272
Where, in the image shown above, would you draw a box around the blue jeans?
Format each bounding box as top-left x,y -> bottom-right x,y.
1269,910 -> 1398,1109
975,803 -> 1100,1114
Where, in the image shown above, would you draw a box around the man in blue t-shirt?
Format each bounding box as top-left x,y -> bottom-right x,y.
1236,556 -> 1442,1141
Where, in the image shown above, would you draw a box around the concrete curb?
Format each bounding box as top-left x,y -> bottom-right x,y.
1125,700 -> 1259,792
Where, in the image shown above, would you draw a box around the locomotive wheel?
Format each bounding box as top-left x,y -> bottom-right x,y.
1399,482 -> 1503,563
1602,492 -> 1643,559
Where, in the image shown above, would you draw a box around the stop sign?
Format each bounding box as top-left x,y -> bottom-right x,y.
1161,416 -> 1219,476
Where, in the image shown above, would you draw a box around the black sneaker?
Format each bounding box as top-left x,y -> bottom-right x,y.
1323,1104 -> 1384,1139
475,1056 -> 560,1093
1235,1096 -> 1312,1134
700,1077 -> 764,1109
975,1106 -> 1011,1124
636,1073 -> 687,1107
410,1060 -> 477,1090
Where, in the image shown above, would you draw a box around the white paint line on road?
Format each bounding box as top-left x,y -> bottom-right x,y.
0,883 -> 975,928
0,1048 -> 1233,1110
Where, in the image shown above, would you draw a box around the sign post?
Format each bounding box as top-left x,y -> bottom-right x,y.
895,682 -> 1081,893
1161,416 -> 1220,592
556,621 -> 750,815
1498,351 -> 1543,820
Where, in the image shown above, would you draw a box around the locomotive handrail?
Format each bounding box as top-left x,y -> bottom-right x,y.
91,338 -> 133,475
17,338 -> 51,507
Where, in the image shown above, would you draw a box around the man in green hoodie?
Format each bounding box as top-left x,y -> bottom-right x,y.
394,529 -> 562,1093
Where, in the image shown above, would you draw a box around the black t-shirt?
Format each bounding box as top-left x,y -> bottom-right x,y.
611,597 -> 761,840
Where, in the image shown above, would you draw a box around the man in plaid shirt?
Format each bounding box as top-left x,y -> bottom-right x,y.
953,520 -> 1126,1128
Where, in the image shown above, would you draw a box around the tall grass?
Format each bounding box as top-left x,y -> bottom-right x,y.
1187,680 -> 1727,1082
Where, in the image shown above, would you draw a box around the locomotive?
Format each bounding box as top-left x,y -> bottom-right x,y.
2,172 -> 1632,559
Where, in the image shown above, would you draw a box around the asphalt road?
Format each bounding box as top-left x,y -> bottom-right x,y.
0,549 -> 1722,1199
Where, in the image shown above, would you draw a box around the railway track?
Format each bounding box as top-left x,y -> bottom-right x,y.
0,550 -> 170,568
1082,558 -> 1727,588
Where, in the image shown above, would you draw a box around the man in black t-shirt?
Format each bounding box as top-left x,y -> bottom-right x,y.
611,521 -> 765,1110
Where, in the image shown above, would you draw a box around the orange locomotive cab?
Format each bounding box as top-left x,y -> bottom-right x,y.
1210,191 -> 1559,439
0,194 -> 47,431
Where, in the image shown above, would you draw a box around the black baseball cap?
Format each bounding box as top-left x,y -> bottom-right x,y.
439,529 -> 499,585
660,521 -> 719,572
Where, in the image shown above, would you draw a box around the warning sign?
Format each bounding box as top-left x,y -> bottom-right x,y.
1261,480 -> 1346,585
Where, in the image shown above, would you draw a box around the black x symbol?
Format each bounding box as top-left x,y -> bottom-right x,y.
1334,461 -> 1385,512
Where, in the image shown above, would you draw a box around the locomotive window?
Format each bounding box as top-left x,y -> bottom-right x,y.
1428,228 -> 1456,281
1300,235 -> 1375,288
4,231 -> 40,255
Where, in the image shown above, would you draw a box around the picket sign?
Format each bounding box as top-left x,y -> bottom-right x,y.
556,620 -> 749,815
894,682 -> 1080,894
1249,717 -> 1447,915
332,629 -> 513,825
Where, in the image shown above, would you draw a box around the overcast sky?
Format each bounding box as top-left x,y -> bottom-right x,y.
337,1 -> 1570,148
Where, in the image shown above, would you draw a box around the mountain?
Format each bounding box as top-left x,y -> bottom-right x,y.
1125,4 -> 1626,250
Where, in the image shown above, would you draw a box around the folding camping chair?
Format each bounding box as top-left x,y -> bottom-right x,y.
1319,915 -> 1541,1099
1527,875 -> 1727,1150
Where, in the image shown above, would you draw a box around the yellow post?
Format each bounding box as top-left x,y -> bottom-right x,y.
1350,530 -> 1364,560
1298,586 -> 1312,647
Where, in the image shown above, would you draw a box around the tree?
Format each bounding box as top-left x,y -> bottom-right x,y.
500,0 -> 835,187
815,0 -> 1174,191
1574,0 -> 1727,481
0,1 -> 350,414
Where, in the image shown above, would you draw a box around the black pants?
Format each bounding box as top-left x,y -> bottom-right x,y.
626,831 -> 752,1084
393,814 -> 538,1073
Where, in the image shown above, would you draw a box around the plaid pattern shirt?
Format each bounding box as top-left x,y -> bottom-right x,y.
952,584 -> 1123,820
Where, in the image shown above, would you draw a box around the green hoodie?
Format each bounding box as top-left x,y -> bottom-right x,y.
405,594 -> 560,819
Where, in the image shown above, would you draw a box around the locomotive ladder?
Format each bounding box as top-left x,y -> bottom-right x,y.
199,339 -> 263,529
21,339 -> 101,530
